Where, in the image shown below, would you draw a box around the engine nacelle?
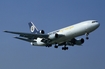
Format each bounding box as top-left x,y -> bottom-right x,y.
31,38 -> 45,46
48,33 -> 58,40
75,38 -> 84,45
69,38 -> 84,45
36,38 -> 45,45
39,30 -> 45,34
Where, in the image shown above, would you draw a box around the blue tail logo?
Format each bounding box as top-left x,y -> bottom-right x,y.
28,22 -> 39,34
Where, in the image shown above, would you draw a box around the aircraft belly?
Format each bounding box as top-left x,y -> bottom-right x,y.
51,37 -> 67,44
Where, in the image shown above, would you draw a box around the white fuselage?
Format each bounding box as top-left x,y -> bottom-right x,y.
31,20 -> 100,46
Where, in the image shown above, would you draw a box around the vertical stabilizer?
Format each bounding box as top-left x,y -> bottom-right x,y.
28,22 -> 39,34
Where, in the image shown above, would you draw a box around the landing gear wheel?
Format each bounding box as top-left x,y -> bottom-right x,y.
86,37 -> 89,40
62,47 -> 65,50
54,46 -> 58,48
85,33 -> 89,40
46,44 -> 52,47
66,47 -> 68,50
62,47 -> 68,50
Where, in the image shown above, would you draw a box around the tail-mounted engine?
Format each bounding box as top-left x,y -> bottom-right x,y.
39,30 -> 45,34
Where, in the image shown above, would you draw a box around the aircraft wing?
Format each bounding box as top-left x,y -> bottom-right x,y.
4,31 -> 49,39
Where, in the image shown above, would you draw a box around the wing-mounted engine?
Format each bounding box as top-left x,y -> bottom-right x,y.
68,38 -> 84,46
40,33 -> 58,43
30,38 -> 52,47
31,38 -> 45,46
75,38 -> 84,45
48,33 -> 58,40
36,38 -> 45,45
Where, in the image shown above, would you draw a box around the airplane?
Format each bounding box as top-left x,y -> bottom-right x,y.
4,20 -> 100,50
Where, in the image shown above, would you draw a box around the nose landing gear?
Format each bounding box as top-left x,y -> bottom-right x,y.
85,33 -> 89,40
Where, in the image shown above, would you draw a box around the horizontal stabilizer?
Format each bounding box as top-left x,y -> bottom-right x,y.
14,37 -> 36,42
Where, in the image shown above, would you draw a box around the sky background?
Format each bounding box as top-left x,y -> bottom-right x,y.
0,0 -> 105,69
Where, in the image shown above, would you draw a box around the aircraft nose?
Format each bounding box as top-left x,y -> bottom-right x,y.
90,21 -> 100,31
96,22 -> 100,28
92,21 -> 100,28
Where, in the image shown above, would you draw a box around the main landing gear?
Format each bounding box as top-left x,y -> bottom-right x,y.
62,47 -> 68,50
54,43 -> 58,48
54,45 -> 58,48
54,43 -> 68,50
62,43 -> 68,50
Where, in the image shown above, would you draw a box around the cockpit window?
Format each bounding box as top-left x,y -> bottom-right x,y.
92,21 -> 98,23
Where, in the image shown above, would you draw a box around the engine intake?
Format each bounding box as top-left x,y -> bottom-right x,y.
69,38 -> 84,45
39,30 -> 45,34
48,33 -> 58,39
75,38 -> 84,45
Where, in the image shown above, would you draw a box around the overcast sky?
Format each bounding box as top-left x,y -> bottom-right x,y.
0,0 -> 105,69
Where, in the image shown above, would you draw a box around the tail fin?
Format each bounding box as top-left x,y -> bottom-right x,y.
28,22 -> 39,34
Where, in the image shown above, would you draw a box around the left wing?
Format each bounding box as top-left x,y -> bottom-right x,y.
4,31 -> 49,39
4,30 -> 64,39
